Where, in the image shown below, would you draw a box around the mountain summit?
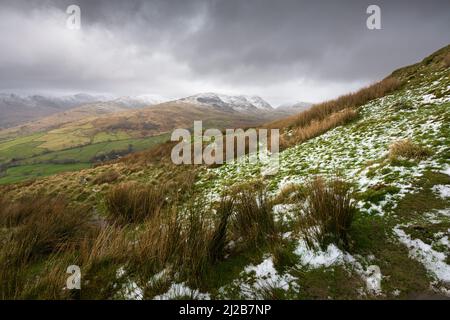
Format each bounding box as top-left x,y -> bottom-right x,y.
179,93 -> 273,113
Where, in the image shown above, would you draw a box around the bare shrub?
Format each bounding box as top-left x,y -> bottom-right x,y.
389,139 -> 432,160
179,202 -> 214,282
298,177 -> 356,250
77,225 -> 130,299
134,202 -> 214,285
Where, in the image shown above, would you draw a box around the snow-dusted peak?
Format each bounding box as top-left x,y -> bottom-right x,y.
113,94 -> 167,108
180,93 -> 273,113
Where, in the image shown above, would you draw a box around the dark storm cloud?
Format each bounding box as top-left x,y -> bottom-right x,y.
0,0 -> 449,104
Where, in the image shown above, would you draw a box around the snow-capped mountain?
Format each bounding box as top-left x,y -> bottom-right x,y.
0,93 -> 170,129
0,93 -> 107,109
112,94 -> 167,109
179,93 -> 273,113
0,93 -> 110,128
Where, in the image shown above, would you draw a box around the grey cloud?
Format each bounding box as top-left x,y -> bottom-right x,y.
0,0 -> 448,104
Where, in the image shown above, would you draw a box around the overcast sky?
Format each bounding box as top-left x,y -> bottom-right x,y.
0,0 -> 449,106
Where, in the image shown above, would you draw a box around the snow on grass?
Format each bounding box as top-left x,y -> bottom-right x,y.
272,203 -> 298,223
394,226 -> 450,283
122,281 -> 144,300
115,266 -> 144,300
294,240 -> 383,295
243,256 -> 298,292
441,166 -> 450,177
154,282 -> 211,300
432,185 -> 450,199
197,69 -> 449,218
294,241 -> 345,268
424,208 -> 450,223
194,67 -> 449,298
219,255 -> 299,299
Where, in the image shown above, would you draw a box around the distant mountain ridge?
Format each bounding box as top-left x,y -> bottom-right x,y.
0,93 -> 109,128
179,93 -> 273,113
0,93 -> 170,129
0,91 -> 308,137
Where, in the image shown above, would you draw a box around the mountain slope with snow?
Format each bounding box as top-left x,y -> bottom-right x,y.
179,93 -> 273,113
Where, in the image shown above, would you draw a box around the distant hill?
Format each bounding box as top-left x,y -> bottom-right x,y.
0,93 -> 109,129
0,93 -> 169,130
276,101 -> 312,114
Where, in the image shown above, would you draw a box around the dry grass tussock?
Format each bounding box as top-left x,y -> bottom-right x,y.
296,176 -> 356,250
105,182 -> 167,224
443,53 -> 450,68
0,195 -> 96,298
280,108 -> 358,150
389,139 -> 432,160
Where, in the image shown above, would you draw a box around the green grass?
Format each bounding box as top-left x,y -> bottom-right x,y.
22,133 -> 170,164
0,133 -> 48,162
0,163 -> 91,185
0,133 -> 170,185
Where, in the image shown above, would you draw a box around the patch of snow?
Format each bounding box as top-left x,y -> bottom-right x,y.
441,166 -> 450,177
365,265 -> 382,295
272,203 -> 298,223
294,241 -> 345,268
122,281 -> 144,300
394,226 -> 450,283
154,283 -> 210,300
294,240 -> 382,294
116,266 -> 126,278
236,255 -> 299,299
432,185 -> 450,199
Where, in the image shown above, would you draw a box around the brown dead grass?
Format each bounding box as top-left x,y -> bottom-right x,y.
105,182 -> 166,224
389,139 -> 432,160
267,77 -> 401,131
92,170 -> 120,184
443,53 -> 450,68
0,195 -> 96,299
280,108 -> 358,149
297,176 -> 356,250
228,181 -> 276,247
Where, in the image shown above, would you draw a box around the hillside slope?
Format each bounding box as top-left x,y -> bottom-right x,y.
0,45 -> 449,300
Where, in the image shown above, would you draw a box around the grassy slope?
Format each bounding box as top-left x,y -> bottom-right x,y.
0,45 -> 449,300
191,46 -> 450,299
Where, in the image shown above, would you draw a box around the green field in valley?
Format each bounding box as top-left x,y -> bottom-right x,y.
0,163 -> 91,185
0,133 -> 170,185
